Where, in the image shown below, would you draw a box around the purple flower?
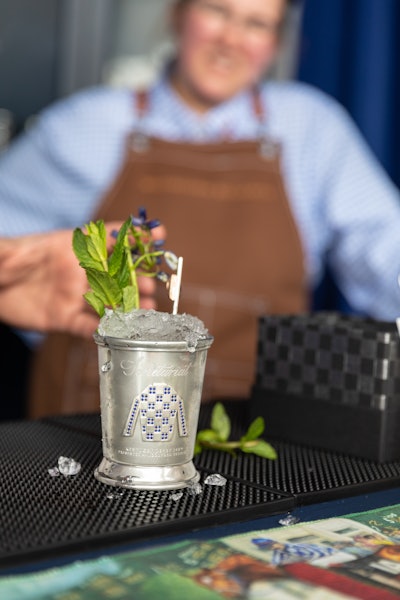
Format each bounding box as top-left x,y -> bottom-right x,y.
131,207 -> 160,230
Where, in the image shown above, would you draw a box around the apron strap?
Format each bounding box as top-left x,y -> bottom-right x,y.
251,85 -> 279,159
136,89 -> 149,117
251,85 -> 265,123
133,86 -> 278,158
131,89 -> 150,153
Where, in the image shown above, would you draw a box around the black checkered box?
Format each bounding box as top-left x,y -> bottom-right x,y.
250,313 -> 400,461
254,313 -> 400,410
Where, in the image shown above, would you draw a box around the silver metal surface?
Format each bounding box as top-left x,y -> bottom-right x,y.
94,335 -> 213,490
94,457 -> 200,490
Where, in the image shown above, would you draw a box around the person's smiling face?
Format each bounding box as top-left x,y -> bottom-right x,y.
171,0 -> 287,113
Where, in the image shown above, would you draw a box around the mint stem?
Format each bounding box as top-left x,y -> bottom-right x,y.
124,233 -> 139,309
132,251 -> 164,271
197,440 -> 242,451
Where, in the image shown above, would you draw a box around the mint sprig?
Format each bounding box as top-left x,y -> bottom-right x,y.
73,211 -> 174,317
194,402 -> 277,460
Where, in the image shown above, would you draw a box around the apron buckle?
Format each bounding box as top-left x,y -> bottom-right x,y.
131,132 -> 150,153
259,137 -> 278,159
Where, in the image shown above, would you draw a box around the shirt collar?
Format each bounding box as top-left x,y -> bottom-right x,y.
148,68 -> 260,141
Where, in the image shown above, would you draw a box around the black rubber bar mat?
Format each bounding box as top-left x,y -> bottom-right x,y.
0,401 -> 399,570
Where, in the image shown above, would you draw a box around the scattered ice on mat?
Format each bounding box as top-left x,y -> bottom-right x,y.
48,467 -> 60,477
48,457 -> 81,477
279,514 -> 300,526
98,308 -> 209,352
204,473 -> 227,487
170,491 -> 184,502
58,456 -> 81,476
106,491 -> 125,500
187,481 -> 203,496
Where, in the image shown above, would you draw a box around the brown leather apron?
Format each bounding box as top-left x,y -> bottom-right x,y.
28,89 -> 307,418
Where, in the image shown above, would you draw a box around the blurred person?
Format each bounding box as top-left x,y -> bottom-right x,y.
1,0 -> 400,416
0,226 -> 158,335
0,223 -> 162,420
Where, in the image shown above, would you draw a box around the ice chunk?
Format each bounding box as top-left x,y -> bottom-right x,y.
106,491 -> 124,500
279,514 -> 300,526
98,308 -> 209,351
58,456 -> 81,477
170,491 -> 184,502
204,473 -> 227,487
48,467 -> 60,477
187,481 -> 203,496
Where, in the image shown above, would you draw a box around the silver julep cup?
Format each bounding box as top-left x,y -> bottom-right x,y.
93,334 -> 213,490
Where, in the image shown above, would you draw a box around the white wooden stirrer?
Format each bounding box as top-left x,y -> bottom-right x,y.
168,256 -> 183,315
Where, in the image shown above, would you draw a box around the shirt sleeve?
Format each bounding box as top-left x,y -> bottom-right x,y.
272,83 -> 400,320
0,87 -> 133,236
315,96 -> 400,319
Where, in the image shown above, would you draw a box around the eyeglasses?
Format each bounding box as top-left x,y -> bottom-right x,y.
193,0 -> 283,41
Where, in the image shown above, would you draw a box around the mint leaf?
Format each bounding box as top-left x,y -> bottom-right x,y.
72,209 -> 177,315
85,220 -> 108,266
210,402 -> 231,442
83,291 -> 106,317
195,403 -> 276,460
241,440 -> 277,460
72,227 -> 88,258
196,429 -> 220,443
193,440 -> 202,455
85,268 -> 122,309
86,237 -> 106,267
122,285 -> 137,313
116,255 -> 131,289
241,416 -> 265,442
72,228 -> 102,270
108,219 -> 130,276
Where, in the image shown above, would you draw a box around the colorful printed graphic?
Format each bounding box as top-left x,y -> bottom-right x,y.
3,505 -> 400,599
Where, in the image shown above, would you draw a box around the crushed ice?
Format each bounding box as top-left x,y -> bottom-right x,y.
106,491 -> 125,500
204,473 -> 227,487
48,456 -> 81,477
58,456 -> 81,476
187,481 -> 203,496
279,514 -> 300,526
169,491 -> 184,502
48,467 -> 60,477
98,308 -> 209,352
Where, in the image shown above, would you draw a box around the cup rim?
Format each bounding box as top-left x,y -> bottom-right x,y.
93,333 -> 214,352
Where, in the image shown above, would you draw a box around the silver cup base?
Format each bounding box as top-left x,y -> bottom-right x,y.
94,456 -> 200,490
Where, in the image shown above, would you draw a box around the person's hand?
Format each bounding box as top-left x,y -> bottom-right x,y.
0,222 -> 165,338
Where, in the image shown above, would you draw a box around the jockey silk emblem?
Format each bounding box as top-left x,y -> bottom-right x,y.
123,383 -> 188,441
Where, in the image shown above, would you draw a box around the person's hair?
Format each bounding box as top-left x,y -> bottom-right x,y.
174,0 -> 298,5
173,0 -> 298,17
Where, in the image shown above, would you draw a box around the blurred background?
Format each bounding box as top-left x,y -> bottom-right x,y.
0,0 -> 399,417
1,0 -> 399,187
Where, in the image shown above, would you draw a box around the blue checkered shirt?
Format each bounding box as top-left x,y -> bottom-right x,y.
1,73 -> 400,319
